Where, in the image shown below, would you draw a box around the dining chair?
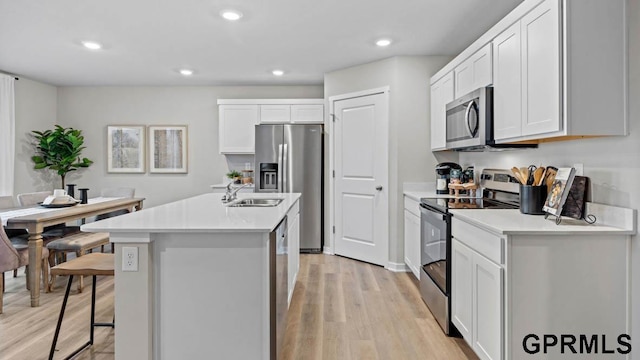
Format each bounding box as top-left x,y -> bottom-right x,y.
0,196 -> 15,209
16,191 -> 52,207
1,216 -> 50,313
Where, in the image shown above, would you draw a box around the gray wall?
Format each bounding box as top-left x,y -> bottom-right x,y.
15,85 -> 322,207
459,0 -> 640,351
324,55 -> 451,265
14,78 -> 58,194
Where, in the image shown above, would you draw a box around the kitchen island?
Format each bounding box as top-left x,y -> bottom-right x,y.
81,192 -> 301,360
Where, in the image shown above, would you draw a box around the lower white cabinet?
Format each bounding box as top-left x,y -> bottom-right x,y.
452,221 -> 503,360
403,196 -> 421,278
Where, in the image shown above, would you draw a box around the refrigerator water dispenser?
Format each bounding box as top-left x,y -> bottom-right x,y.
259,163 -> 278,190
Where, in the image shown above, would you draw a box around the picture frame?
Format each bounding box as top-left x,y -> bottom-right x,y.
148,125 -> 188,173
106,125 -> 146,173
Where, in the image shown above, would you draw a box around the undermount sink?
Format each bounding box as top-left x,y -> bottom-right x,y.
227,198 -> 284,207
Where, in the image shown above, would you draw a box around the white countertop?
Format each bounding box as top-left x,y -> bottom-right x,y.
450,206 -> 636,236
403,182 -> 479,201
81,192 -> 300,234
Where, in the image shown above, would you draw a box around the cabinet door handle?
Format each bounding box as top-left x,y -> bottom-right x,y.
376,186 -> 383,191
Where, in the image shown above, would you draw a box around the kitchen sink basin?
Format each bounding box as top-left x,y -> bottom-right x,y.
227,198 -> 284,207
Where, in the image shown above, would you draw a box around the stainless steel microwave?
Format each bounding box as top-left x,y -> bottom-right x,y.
445,87 -> 492,150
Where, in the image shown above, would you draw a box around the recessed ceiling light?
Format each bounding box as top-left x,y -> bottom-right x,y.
81,41 -> 103,50
272,70 -> 284,76
179,69 -> 194,76
220,10 -> 243,21
376,39 -> 392,47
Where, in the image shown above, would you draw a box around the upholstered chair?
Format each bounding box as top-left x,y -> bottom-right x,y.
1,216 -> 50,313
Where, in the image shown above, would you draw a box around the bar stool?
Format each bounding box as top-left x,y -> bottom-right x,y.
48,253 -> 114,360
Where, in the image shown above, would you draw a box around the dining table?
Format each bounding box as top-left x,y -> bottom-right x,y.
0,196 -> 144,307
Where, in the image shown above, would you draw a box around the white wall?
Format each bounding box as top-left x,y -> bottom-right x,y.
460,0 -> 640,351
15,85 -> 322,207
13,78 -> 58,194
324,55 -> 452,265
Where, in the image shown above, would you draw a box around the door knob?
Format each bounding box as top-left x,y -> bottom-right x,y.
375,186 -> 383,191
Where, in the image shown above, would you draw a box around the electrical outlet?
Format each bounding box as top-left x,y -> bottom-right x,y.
573,163 -> 584,176
122,246 -> 138,272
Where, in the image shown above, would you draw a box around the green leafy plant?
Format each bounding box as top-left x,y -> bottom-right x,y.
226,170 -> 242,179
31,125 -> 93,188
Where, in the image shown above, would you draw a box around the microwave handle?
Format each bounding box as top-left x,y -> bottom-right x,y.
464,101 -> 478,137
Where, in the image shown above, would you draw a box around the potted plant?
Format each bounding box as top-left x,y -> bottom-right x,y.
31,125 -> 93,188
226,170 -> 242,184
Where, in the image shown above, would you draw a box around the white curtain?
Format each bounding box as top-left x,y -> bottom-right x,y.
0,74 -> 15,196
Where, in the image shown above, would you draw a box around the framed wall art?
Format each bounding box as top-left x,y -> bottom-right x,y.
107,125 -> 146,173
148,125 -> 188,173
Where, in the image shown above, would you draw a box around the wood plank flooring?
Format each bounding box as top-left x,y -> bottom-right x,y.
1,254 -> 478,360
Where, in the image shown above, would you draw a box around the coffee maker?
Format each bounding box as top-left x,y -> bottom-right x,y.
435,162 -> 462,194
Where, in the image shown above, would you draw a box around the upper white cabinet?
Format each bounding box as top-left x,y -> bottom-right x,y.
493,22 -> 523,140
260,104 -> 324,124
430,72 -> 454,151
260,105 -> 291,124
493,0 -> 626,142
454,44 -> 493,99
218,104 -> 258,154
493,0 -> 561,141
291,105 -> 324,123
430,0 -> 627,148
218,99 -> 324,153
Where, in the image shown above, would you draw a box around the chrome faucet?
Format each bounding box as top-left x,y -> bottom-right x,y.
222,181 -> 251,203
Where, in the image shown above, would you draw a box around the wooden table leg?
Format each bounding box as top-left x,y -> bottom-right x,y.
28,233 -> 43,307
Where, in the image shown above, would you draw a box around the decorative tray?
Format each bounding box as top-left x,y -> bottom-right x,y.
38,201 -> 79,208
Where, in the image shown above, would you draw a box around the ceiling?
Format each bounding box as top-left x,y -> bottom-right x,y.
0,0 -> 522,86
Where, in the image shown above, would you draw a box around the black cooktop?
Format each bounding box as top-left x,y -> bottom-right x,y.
420,197 -> 519,213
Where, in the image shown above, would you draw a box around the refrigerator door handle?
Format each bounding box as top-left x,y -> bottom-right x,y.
277,144 -> 283,193
282,144 -> 288,193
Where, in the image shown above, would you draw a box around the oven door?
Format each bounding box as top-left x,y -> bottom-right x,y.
419,203 -> 452,334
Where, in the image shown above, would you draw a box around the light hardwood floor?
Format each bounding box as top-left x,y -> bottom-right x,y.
0,254 -> 477,360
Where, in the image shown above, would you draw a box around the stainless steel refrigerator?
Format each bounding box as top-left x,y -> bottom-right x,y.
255,124 -> 323,252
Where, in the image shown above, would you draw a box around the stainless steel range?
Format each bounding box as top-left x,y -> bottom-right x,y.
419,168 -> 520,335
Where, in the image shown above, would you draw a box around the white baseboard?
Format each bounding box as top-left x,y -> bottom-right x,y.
323,246 -> 334,255
386,261 -> 410,272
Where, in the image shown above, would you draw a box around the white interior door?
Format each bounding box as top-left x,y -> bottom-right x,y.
333,91 -> 389,266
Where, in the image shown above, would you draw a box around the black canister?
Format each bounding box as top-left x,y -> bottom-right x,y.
66,184 -> 76,199
519,185 -> 547,215
78,188 -> 89,204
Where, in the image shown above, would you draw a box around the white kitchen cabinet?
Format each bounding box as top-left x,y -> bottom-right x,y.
472,251 -> 502,360
492,22 -> 522,140
291,105 -> 324,123
452,239 -> 473,342
403,196 -> 421,279
260,104 -> 324,124
493,0 -> 560,141
260,105 -> 291,124
492,0 -> 626,143
218,105 -> 258,154
287,202 -> 300,306
430,72 -> 454,151
454,44 -> 493,99
431,0 -> 627,147
520,0 -> 560,137
452,218 -> 503,360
